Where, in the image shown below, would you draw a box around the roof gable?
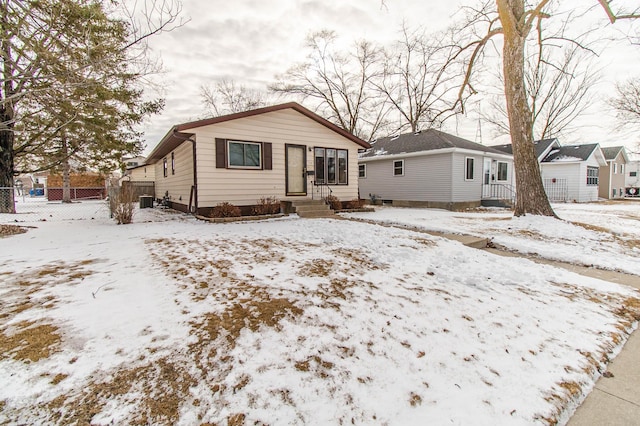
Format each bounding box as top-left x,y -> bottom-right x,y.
360,129 -> 509,159
541,143 -> 604,164
148,102 -> 369,162
601,146 -> 629,162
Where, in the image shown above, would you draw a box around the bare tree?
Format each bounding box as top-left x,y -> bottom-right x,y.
375,25 -> 466,133
458,0 -> 639,217
484,42 -> 600,140
200,80 -> 270,117
270,30 -> 391,142
611,78 -> 640,125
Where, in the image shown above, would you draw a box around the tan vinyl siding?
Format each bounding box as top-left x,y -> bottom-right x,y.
193,109 -> 360,206
359,153 -> 453,202
128,166 -> 155,182
154,142 -> 194,202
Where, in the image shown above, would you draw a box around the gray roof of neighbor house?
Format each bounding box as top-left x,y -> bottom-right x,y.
359,129 -> 509,159
600,146 -> 628,161
147,102 -> 370,162
541,143 -> 600,163
491,138 -> 558,159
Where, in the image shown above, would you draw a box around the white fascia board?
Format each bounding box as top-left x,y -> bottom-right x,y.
359,148 -> 513,163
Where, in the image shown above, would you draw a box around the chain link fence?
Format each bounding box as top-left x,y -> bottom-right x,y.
0,186 -> 110,223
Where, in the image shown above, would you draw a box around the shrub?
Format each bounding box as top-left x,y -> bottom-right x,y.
109,187 -> 135,224
252,197 -> 281,215
210,202 -> 241,218
325,195 -> 343,210
347,198 -> 365,209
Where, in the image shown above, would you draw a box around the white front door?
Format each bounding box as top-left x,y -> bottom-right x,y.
286,144 -> 306,195
482,158 -> 492,198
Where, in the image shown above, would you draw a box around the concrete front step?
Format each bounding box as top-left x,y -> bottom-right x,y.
292,199 -> 335,218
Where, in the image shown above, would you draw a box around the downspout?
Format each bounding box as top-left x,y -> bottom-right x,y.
172,131 -> 198,214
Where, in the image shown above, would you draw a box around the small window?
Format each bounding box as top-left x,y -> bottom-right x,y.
228,141 -> 261,168
359,164 -> 366,178
163,158 -> 168,177
465,157 -> 475,180
631,171 -> 638,177
338,150 -> 348,184
327,149 -> 337,184
586,166 -> 599,186
393,160 -> 404,176
620,187 -> 623,197
613,188 -> 617,197
613,163 -> 617,174
620,164 -> 624,174
171,152 -> 175,175
497,162 -> 508,181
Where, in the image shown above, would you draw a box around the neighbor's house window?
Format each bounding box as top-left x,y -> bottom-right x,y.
620,164 -> 624,174
465,157 -> 475,180
359,164 -> 366,178
315,147 -> 348,184
393,160 -> 404,176
613,188 -> 617,197
228,140 -> 261,168
631,171 -> 638,177
613,163 -> 617,174
163,157 -> 168,177
586,166 -> 599,186
171,152 -> 175,175
497,162 -> 508,181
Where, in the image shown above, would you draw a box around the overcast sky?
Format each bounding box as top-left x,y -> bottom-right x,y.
141,0 -> 640,156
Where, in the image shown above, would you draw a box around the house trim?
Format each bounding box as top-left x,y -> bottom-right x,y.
359,147 -> 513,163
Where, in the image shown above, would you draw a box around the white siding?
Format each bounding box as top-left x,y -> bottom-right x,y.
359,153 -> 453,202
451,152 -> 483,202
541,162 -> 598,203
154,142 -> 194,203
192,109 -> 360,206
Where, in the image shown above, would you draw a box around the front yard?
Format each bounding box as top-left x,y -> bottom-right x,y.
0,200 -> 638,425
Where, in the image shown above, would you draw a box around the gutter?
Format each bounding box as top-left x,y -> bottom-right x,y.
171,130 -> 198,214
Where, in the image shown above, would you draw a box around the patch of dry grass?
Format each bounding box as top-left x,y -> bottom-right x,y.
0,321 -> 61,362
0,224 -> 27,237
48,357 -> 196,425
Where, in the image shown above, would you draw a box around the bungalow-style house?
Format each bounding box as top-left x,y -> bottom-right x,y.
146,102 -> 369,215
493,140 -> 606,203
598,146 -> 629,199
357,130 -> 515,210
539,143 -> 606,202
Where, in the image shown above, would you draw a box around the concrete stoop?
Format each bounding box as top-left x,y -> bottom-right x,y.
292,200 -> 335,218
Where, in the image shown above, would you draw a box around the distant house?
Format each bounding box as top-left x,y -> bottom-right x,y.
358,130 -> 515,210
122,156 -> 147,170
146,102 -> 369,215
598,146 -> 629,199
124,164 -> 155,182
493,140 -> 606,203
626,160 -> 640,197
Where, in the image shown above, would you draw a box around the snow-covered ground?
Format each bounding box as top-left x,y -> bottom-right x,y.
0,200 -> 638,425
344,201 -> 640,276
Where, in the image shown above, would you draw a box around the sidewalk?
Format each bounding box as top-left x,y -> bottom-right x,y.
568,327 -> 640,425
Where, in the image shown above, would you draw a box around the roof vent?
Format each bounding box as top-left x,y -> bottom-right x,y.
390,135 -> 400,141
414,130 -> 421,135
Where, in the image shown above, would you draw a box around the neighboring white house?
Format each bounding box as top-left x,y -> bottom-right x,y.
145,102 -> 369,215
539,143 -> 606,203
358,130 -> 515,210
598,146 -> 629,199
627,160 -> 640,196
493,140 -> 607,203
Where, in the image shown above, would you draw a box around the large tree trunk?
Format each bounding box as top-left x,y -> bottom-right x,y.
61,135 -> 72,203
497,0 -> 556,217
0,123 -> 15,213
0,2 -> 16,214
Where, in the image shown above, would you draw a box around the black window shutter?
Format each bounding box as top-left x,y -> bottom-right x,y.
263,142 -> 272,170
215,138 -> 226,168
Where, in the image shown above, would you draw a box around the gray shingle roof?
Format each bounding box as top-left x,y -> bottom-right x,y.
541,143 -> 600,163
601,146 -> 624,161
360,129 -> 508,158
491,138 -> 558,159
